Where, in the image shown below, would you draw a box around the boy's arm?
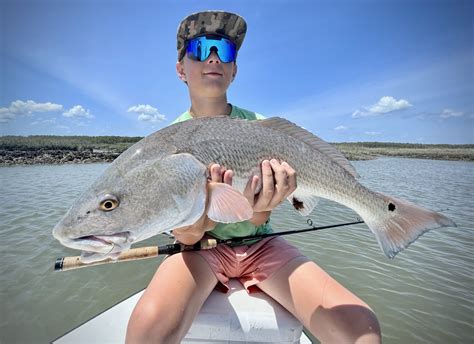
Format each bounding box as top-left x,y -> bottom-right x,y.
172,215 -> 215,245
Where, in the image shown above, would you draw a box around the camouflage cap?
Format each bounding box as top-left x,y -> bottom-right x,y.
177,10 -> 247,61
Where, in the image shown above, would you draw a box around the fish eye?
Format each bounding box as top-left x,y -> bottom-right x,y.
99,194 -> 119,212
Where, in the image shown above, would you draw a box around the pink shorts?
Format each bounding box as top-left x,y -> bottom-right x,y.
195,236 -> 305,293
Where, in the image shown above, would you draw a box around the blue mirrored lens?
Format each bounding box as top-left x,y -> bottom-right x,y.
186,36 -> 236,63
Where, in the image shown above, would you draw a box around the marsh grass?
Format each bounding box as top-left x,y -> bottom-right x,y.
335,142 -> 474,161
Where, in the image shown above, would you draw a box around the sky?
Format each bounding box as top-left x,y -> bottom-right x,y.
1,0 -> 473,143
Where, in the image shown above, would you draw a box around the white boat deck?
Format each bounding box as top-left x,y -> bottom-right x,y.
54,279 -> 312,343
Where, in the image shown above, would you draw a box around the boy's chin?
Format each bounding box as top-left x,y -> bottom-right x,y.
196,82 -> 231,95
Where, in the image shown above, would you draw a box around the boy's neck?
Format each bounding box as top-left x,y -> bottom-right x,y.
189,96 -> 231,118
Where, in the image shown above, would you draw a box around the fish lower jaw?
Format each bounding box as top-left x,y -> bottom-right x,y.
79,250 -> 123,264
76,232 -> 132,264
59,231 -> 132,255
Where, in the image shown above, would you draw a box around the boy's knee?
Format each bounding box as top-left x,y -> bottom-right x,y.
358,307 -> 381,341
339,305 -> 381,343
312,304 -> 381,343
126,302 -> 184,344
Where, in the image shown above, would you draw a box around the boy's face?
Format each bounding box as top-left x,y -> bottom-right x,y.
176,50 -> 237,98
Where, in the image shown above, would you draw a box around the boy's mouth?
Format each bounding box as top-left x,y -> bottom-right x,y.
203,71 -> 223,76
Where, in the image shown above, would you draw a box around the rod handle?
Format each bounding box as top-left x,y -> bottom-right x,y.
54,246 -> 160,272
53,239 -> 219,272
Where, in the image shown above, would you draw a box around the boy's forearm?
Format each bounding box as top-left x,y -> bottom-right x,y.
173,210 -> 270,244
172,229 -> 205,245
172,216 -> 216,245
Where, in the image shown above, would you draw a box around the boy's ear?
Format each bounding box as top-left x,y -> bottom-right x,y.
176,61 -> 187,82
232,63 -> 238,81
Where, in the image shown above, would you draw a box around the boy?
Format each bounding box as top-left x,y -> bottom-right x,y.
126,10 -> 381,343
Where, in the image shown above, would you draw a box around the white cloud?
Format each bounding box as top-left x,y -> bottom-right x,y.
440,109 -> 464,119
369,96 -> 412,114
352,96 -> 412,118
31,117 -> 57,125
63,105 -> 93,119
137,113 -> 165,122
0,100 -> 63,123
0,109 -> 16,123
334,125 -> 348,131
364,131 -> 382,136
128,104 -> 166,123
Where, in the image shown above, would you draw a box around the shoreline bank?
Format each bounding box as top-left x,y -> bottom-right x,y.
1,136 -> 472,166
0,150 -> 120,166
1,146 -> 472,166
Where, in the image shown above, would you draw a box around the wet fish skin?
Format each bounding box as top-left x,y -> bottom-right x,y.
52,116 -> 456,262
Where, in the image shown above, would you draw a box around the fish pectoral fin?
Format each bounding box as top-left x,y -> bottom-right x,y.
207,182 -> 253,223
287,190 -> 320,216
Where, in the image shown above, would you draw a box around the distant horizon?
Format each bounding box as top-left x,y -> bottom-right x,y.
1,1 -> 473,144
2,133 -> 473,146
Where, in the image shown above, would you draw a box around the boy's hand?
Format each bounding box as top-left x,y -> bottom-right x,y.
244,159 -> 297,212
209,160 -> 297,212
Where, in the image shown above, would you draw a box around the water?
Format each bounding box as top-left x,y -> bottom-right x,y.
0,158 -> 473,343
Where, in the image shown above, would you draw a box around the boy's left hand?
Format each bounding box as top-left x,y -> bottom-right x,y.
209,159 -> 297,212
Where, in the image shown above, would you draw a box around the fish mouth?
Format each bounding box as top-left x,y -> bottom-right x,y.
63,231 -> 133,263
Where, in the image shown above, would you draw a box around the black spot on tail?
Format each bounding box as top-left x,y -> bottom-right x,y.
292,197 -> 305,211
388,203 -> 396,211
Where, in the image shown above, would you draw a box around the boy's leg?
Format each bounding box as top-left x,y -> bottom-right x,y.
126,251 -> 218,344
257,257 -> 381,343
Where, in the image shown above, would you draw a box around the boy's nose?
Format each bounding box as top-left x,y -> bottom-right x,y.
207,49 -> 221,64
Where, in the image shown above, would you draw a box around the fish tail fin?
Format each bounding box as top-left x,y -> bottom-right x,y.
362,192 -> 456,259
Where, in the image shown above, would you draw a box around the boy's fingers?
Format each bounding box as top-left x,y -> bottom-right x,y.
223,170 -> 234,186
209,163 -> 222,182
253,160 -> 274,210
243,175 -> 259,206
267,159 -> 289,208
282,161 -> 297,198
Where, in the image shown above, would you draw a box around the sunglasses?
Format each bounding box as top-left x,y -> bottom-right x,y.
186,35 -> 237,63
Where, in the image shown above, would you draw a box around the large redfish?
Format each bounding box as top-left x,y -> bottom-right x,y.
52,117 -> 456,262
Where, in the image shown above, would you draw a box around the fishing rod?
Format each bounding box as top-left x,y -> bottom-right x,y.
54,219 -> 364,272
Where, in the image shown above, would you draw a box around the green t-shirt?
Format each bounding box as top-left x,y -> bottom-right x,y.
171,104 -> 272,241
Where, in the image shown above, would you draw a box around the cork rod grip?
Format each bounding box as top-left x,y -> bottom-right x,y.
53,239 -> 220,272
54,246 -> 159,272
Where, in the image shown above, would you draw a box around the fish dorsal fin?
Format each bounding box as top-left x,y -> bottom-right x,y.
258,117 -> 359,178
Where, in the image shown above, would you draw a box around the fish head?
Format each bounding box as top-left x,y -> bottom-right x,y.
53,153 -> 208,262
